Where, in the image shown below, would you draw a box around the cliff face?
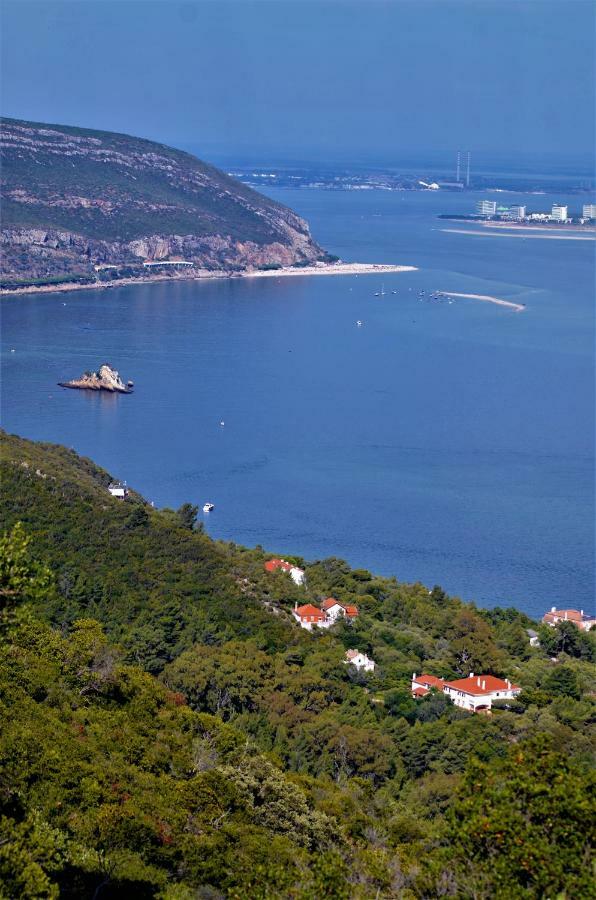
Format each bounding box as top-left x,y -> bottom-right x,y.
0,118 -> 326,281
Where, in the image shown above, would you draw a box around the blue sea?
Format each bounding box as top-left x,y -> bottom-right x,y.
1,189 -> 594,618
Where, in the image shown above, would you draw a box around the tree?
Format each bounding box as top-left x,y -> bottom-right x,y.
0,522 -> 52,628
176,503 -> 198,531
544,665 -> 581,700
424,737 -> 596,898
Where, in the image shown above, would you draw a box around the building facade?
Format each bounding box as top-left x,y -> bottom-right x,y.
582,204 -> 596,219
550,204 -> 568,222
476,200 -> 497,216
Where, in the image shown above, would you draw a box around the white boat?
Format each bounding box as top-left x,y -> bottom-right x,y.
356,320 -> 363,327
374,283 -> 386,297
203,502 -> 215,512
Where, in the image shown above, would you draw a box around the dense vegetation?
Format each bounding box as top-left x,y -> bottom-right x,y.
1,430 -> 594,898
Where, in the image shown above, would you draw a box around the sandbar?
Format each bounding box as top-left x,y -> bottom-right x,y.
442,291 -> 525,312
441,228 -> 596,242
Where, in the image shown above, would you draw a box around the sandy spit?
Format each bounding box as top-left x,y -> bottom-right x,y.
441,228 -> 596,242
0,262 -> 417,298
442,291 -> 525,312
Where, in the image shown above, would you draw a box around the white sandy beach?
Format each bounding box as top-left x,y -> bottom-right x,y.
0,261 -> 417,297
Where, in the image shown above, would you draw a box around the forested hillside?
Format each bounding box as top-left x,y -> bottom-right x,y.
1,430 -> 594,898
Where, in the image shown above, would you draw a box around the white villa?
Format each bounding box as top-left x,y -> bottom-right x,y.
344,649 -> 375,672
412,672 -> 521,713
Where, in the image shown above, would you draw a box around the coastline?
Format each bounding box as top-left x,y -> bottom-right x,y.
0,261 -> 417,298
442,291 -> 525,312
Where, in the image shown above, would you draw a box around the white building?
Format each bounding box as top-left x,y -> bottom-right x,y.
264,559 -> 305,585
292,603 -> 331,631
550,204 -> 568,222
582,204 -> 596,219
345,649 -> 375,672
108,482 -> 128,499
503,205 -> 526,220
476,200 -> 497,216
412,672 -> 521,713
542,607 -> 596,632
320,597 -> 359,622
442,674 -> 521,712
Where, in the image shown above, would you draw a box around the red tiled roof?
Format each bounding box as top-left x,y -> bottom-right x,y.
415,674 -> 445,690
543,609 -> 583,623
321,597 -> 341,610
264,559 -> 293,573
295,604 -> 326,620
343,605 -> 359,617
444,675 -> 520,696
346,649 -> 360,660
412,687 -> 428,697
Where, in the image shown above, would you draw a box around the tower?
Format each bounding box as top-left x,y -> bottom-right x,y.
456,150 -> 461,183
466,151 -> 471,187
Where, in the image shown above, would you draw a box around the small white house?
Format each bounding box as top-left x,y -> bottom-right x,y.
345,649 -> 375,672
289,566 -> 305,586
108,482 -> 128,499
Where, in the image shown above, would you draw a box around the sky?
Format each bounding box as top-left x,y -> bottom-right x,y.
1,0 -> 594,168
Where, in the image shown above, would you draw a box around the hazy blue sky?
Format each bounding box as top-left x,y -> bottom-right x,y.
1,0 -> 594,166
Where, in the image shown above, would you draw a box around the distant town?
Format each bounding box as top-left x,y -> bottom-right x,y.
465,200 -> 596,225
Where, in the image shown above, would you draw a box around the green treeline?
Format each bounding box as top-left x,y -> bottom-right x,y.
0,430 -> 594,898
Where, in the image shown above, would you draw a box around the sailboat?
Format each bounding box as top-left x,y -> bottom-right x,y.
374,283 -> 386,297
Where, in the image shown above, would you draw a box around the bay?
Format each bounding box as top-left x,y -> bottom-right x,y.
1,188 -> 594,618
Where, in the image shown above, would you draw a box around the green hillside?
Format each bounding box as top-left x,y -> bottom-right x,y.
0,118 -> 326,281
1,430 -> 594,898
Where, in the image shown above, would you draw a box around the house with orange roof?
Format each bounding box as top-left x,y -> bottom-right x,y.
264,558 -> 305,586
542,607 -> 595,632
292,603 -> 331,630
320,597 -> 359,623
411,673 -> 445,697
412,672 -> 520,712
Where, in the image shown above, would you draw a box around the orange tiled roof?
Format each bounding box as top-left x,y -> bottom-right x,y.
444,675 -> 519,696
295,604 -> 326,620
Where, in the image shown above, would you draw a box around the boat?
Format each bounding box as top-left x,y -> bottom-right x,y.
356,320 -> 363,327
203,502 -> 215,513
374,283 -> 386,297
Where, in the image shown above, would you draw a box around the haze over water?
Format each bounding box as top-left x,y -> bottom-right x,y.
2,189 -> 594,618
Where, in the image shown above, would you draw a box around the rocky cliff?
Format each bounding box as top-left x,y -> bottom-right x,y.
59,364 -> 132,393
0,118 -> 327,282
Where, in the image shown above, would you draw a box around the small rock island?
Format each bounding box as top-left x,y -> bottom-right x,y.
59,363 -> 133,394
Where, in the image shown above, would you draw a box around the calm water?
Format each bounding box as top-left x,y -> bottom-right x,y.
1,189 -> 594,618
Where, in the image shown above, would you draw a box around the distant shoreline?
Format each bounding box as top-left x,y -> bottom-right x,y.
0,261 -> 417,298
442,291 -> 525,312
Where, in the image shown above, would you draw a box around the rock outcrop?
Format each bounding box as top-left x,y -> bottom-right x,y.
1,118 -> 328,282
59,364 -> 133,393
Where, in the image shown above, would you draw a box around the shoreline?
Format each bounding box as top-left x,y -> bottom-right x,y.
442,291 -> 525,312
0,261 -> 417,298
